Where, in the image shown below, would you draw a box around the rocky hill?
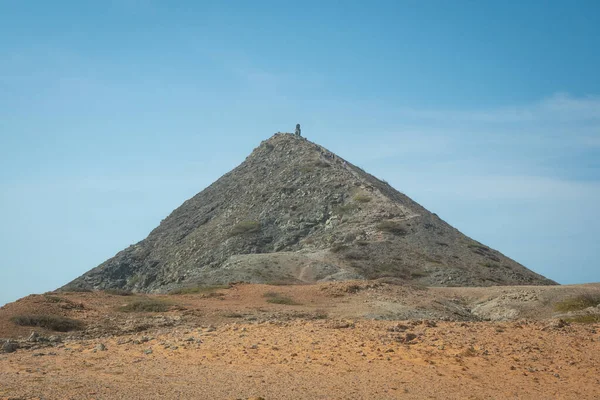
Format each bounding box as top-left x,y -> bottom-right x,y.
63,133 -> 556,292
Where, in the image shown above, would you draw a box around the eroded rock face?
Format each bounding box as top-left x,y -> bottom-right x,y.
62,133 -> 556,293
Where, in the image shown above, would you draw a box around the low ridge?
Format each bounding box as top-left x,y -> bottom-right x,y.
63,133 -> 556,292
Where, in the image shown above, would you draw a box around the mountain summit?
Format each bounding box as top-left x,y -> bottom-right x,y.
64,133 -> 555,292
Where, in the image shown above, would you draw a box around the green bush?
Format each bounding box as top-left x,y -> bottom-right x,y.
263,292 -> 301,305
169,285 -> 229,295
229,220 -> 260,236
376,221 -> 408,236
410,270 -> 428,278
554,293 -> 600,312
11,314 -> 84,332
118,299 -> 171,312
565,315 -> 600,324
353,194 -> 372,203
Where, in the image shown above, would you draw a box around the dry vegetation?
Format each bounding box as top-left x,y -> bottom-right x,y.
263,292 -> 301,305
229,220 -> 261,236
376,220 -> 408,235
104,288 -> 134,296
168,285 -> 229,295
10,314 -> 84,332
117,299 -> 171,313
554,293 -> 600,312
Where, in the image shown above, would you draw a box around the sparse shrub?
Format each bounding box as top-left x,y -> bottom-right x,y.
333,203 -> 358,216
127,275 -> 142,286
374,277 -> 405,285
313,308 -> 328,319
468,243 -> 489,252
300,165 -> 315,173
229,220 -> 260,237
263,292 -> 301,305
421,254 -> 443,265
168,285 -> 229,295
265,279 -> 299,286
11,314 -> 84,332
459,346 -> 478,357
104,288 -> 134,296
353,194 -> 372,203
63,287 -> 93,293
564,315 -> 600,324
380,265 -> 405,278
44,295 -> 66,303
408,282 -> 429,291
376,221 -> 408,236
313,160 -> 330,168
43,295 -> 84,309
223,312 -> 245,318
343,250 -> 365,260
410,270 -> 428,278
330,244 -> 348,253
346,284 -> 362,293
481,262 -> 499,269
118,299 -> 171,312
554,293 -> 600,312
267,296 -> 300,305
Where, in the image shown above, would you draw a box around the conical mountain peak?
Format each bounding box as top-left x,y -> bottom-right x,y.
63,133 -> 555,292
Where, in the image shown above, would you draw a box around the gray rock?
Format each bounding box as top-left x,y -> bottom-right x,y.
48,335 -> 62,343
144,348 -> 153,355
95,343 -> 107,351
28,331 -> 40,342
2,340 -> 19,353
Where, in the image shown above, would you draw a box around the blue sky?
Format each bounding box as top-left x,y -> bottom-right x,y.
1,1 -> 599,306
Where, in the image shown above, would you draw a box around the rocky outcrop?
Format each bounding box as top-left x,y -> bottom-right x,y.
62,133 -> 556,292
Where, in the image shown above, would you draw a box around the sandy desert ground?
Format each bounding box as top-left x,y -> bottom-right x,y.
1,281 -> 599,399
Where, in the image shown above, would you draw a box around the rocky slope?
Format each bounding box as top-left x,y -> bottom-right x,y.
63,133 -> 556,292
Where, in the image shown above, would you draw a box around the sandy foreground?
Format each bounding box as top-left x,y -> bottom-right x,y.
1,282 -> 599,399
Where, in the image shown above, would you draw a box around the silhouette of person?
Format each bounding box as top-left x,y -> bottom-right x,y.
295,124 -> 301,136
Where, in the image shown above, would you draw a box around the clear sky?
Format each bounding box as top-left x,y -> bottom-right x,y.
1,1 -> 599,306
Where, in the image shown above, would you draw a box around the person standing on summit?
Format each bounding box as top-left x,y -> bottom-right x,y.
295,124 -> 301,137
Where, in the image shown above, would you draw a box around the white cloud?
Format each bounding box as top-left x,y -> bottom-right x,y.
540,93 -> 600,121
392,93 -> 600,126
